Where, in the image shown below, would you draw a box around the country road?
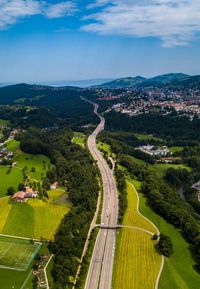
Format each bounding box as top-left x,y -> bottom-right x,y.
83,99 -> 119,289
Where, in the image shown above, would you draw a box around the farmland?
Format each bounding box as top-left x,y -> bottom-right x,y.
0,195 -> 69,240
112,182 -> 161,289
133,180 -> 200,289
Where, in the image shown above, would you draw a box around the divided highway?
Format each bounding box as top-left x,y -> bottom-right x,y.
84,100 -> 119,289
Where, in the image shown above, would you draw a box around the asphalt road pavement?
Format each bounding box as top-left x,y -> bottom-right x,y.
84,100 -> 119,289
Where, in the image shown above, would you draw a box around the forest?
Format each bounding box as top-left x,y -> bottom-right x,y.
19,127 -> 100,289
105,111 -> 200,144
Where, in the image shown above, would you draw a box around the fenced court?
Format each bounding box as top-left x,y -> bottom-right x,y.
0,235 -> 41,271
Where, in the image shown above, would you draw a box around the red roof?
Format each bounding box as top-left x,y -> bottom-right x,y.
12,191 -> 26,200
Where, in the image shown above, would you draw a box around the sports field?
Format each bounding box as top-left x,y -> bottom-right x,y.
113,182 -> 161,289
0,237 -> 41,271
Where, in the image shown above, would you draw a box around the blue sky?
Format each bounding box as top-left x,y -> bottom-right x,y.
0,0 -> 200,82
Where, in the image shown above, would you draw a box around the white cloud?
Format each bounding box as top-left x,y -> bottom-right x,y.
82,0 -> 200,47
0,0 -> 76,30
45,2 -> 76,18
87,0 -> 111,9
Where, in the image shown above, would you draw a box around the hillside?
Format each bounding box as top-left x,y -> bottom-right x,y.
0,83 -> 99,127
96,76 -> 146,88
139,73 -> 190,88
95,73 -> 200,89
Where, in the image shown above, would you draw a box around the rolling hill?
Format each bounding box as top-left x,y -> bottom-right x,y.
95,76 -> 146,88
95,73 -> 200,89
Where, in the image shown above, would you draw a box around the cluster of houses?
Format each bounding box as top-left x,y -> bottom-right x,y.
0,147 -> 13,164
11,187 -> 38,202
137,145 -> 170,157
11,182 -> 59,202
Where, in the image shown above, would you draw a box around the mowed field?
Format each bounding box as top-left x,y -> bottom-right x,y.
0,192 -> 69,240
133,180 -> 200,289
0,267 -> 33,289
113,182 -> 161,289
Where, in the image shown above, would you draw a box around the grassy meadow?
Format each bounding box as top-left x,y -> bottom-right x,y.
151,163 -> 191,178
133,179 -> 200,289
0,166 -> 24,197
134,133 -> 163,142
0,139 -> 51,197
72,132 -> 85,147
113,182 -> 161,289
97,141 -> 116,159
6,139 -> 51,181
0,119 -> 10,126
169,146 -> 184,153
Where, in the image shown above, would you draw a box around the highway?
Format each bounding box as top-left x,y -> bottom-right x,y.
84,100 -> 119,289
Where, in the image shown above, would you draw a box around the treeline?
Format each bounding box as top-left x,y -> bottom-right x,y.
98,132 -> 155,164
165,168 -> 200,215
115,169 -> 127,223
19,127 -> 99,289
105,111 -> 200,144
118,153 -> 200,270
142,174 -> 200,271
118,154 -> 146,181
0,85 -> 99,129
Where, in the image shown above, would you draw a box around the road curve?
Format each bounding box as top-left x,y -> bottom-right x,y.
83,99 -> 119,289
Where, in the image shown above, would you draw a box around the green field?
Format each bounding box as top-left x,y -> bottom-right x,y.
6,139 -> 51,181
0,195 -> 69,240
0,267 -> 33,289
0,166 -> 24,197
97,141 -> 111,153
151,163 -> 191,178
133,179 -> 200,289
134,133 -> 163,142
0,237 -> 41,271
0,119 -> 10,126
113,182 -> 161,289
97,141 -> 116,159
0,140 -> 51,197
169,146 -> 184,153
72,132 -> 85,147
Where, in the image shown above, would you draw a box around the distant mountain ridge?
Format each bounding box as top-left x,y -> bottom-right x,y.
0,73 -> 200,105
95,76 -> 146,88
95,73 -> 200,89
37,78 -> 114,88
